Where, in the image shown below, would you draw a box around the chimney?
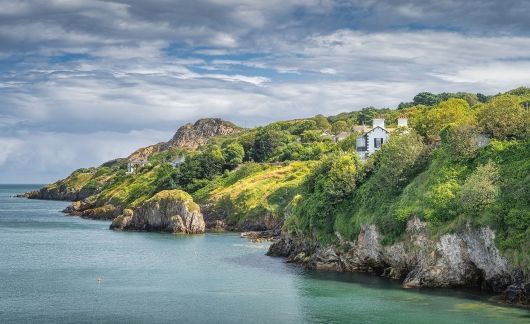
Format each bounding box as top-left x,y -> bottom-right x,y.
372,118 -> 385,129
398,116 -> 408,128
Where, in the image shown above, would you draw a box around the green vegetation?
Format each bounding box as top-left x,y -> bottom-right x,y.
46,88 -> 530,271
196,161 -> 315,226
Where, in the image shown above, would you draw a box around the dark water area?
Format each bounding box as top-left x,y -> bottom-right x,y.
1,185 -> 528,323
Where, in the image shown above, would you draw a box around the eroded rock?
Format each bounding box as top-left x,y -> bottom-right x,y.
110,190 -> 205,234
268,216 -> 527,305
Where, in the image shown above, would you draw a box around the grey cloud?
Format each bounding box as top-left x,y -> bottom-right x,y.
1,0 -> 530,182
0,129 -> 173,183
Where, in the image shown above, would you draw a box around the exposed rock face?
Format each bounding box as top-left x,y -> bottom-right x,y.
79,204 -> 120,220
127,118 -> 241,161
110,190 -> 205,234
268,217 -> 528,306
201,204 -> 281,232
164,118 -> 241,150
22,185 -> 98,201
127,143 -> 164,162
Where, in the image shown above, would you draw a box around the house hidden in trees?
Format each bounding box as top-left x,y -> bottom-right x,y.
171,156 -> 186,167
126,160 -> 148,174
354,117 -> 408,160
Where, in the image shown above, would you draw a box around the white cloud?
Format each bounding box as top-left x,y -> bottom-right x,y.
1,1 -> 530,182
0,129 -> 172,183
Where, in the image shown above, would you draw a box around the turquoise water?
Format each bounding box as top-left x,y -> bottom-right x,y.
0,185 -> 528,323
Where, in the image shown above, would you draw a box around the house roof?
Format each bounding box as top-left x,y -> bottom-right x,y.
361,126 -> 390,136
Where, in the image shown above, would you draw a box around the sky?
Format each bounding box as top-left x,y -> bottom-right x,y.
1,0 -> 530,183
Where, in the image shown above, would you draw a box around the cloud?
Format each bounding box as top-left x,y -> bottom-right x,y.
1,0 -> 530,182
0,129 -> 172,183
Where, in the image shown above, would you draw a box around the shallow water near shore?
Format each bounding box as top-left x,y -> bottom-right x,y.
1,185 -> 528,323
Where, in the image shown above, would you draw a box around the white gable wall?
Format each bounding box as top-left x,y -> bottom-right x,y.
366,127 -> 390,155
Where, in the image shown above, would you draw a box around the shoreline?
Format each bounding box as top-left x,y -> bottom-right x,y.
14,193 -> 530,309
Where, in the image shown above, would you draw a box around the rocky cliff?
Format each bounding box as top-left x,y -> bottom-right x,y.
23,185 -> 97,201
110,189 -> 205,234
128,118 -> 241,161
164,118 -> 241,150
268,217 -> 529,306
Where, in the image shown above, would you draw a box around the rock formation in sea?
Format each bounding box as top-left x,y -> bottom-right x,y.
267,216 -> 529,306
110,189 -> 205,234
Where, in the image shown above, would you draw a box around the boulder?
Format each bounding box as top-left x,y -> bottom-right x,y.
110,190 -> 205,234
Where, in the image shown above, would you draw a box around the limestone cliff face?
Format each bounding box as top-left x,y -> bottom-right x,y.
164,118 -> 241,150
127,118 -> 241,161
110,190 -> 205,234
268,217 -> 528,306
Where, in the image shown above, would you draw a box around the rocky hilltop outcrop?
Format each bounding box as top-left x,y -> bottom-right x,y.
24,118 -> 241,203
164,118 -> 241,149
128,118 -> 241,161
268,217 -> 529,306
110,190 -> 205,234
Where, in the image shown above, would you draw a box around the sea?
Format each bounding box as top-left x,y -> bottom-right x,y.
1,185 -> 528,323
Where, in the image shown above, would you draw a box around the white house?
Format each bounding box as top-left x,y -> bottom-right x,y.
126,160 -> 148,174
356,117 -> 407,159
333,131 -> 351,142
171,156 -> 186,167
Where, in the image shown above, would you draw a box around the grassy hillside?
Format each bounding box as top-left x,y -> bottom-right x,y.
38,87 -> 530,269
195,161 -> 315,227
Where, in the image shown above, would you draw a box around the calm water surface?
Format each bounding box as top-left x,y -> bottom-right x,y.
1,185 -> 528,323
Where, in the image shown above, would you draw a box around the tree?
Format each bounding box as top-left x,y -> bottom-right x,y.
331,120 -> 349,134
476,93 -> 490,103
313,114 -> 331,130
236,131 -> 256,162
459,161 -> 500,216
412,98 -> 472,141
477,95 -> 528,139
357,107 -> 379,125
291,120 -> 318,135
199,145 -> 225,179
252,128 -> 290,162
413,92 -> 439,106
223,143 -> 244,168
322,153 -> 361,201
440,123 -> 481,161
301,130 -> 322,143
364,130 -> 427,200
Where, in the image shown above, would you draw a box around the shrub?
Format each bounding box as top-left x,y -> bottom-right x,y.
477,95 -> 528,139
458,161 -> 500,217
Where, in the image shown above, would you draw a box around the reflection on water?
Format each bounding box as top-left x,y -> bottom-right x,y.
1,185 -> 528,324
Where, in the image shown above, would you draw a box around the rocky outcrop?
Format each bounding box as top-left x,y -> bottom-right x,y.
201,204 -> 282,232
164,118 -> 241,150
127,143 -> 164,162
127,118 -> 241,161
110,190 -> 205,234
241,230 -> 280,242
80,204 -> 120,220
268,217 -> 529,306
22,185 -> 98,201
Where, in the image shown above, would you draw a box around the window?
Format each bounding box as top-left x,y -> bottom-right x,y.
374,138 -> 383,148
